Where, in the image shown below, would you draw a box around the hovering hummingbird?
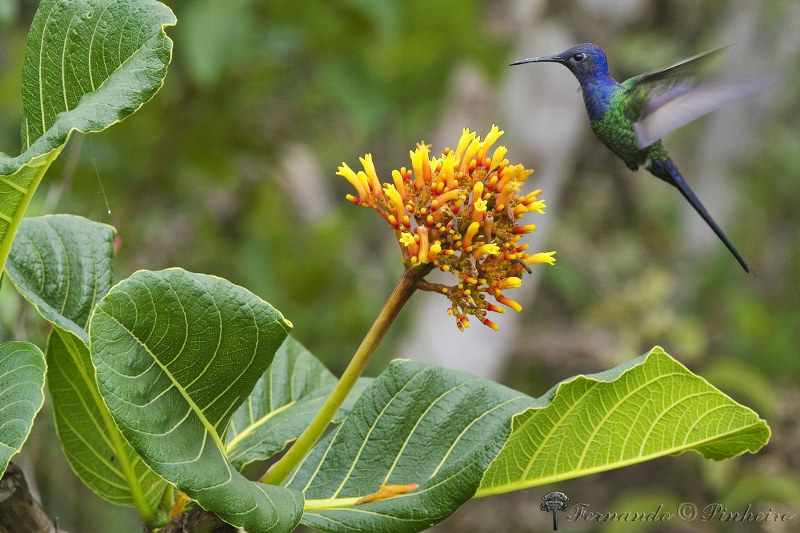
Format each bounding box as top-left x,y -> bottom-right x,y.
511,43 -> 772,272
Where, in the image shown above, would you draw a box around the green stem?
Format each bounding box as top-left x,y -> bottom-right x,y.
262,264 -> 432,486
0,147 -> 62,274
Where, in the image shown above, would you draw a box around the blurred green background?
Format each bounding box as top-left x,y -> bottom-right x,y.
1,0 -> 798,531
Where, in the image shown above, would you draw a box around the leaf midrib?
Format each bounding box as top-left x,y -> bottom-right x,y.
473,418 -> 766,498
94,305 -> 228,454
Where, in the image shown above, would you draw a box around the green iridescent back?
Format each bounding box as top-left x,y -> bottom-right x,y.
590,82 -> 668,169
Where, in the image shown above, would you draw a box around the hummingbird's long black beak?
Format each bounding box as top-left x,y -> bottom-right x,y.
509,55 -> 563,66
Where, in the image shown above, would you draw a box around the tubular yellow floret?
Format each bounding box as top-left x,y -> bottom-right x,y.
417,142 -> 432,183
337,163 -> 370,200
440,153 -> 457,189
462,221 -> 481,249
498,277 -> 522,290
459,137 -> 481,173
359,154 -> 383,196
472,197 -> 487,221
482,318 -> 499,331
432,189 -> 461,210
383,184 -> 406,221
428,240 -> 442,262
454,128 -> 476,162
410,148 -> 425,189
417,226 -> 430,264
399,232 -> 419,256
524,251 -> 557,265
521,189 -> 542,203
496,294 -> 523,312
489,145 -> 508,170
473,243 -> 500,260
513,224 -> 536,235
472,181 -> 484,206
392,169 -> 408,200
477,125 -> 504,162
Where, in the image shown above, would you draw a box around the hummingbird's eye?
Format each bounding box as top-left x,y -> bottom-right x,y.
572,53 -> 586,62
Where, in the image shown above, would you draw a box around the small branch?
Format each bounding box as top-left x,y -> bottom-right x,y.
0,463 -> 65,533
417,279 -> 452,294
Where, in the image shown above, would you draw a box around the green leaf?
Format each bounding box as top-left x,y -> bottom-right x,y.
0,0 -> 175,273
46,331 -> 169,514
476,346 -> 771,497
288,360 -> 537,533
0,341 -> 46,477
5,215 -> 115,341
89,268 -> 301,531
226,335 -> 371,470
5,215 -> 167,520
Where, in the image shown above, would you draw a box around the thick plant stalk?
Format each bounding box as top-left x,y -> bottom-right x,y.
262,265 -> 432,485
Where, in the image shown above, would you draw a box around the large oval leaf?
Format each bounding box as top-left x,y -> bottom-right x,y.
476,346 -> 771,497
0,0 -> 175,274
5,215 -> 168,520
0,341 -> 46,477
287,360 -> 537,533
89,268 -> 301,531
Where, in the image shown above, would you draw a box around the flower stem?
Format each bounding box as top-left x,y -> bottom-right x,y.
262,264 -> 432,486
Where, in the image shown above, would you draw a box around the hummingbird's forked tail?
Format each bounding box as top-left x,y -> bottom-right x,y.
646,158 -> 750,273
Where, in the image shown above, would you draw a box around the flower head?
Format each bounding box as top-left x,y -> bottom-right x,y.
339,125 -> 555,330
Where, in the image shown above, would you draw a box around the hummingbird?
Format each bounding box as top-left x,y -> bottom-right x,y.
511,43 -> 771,272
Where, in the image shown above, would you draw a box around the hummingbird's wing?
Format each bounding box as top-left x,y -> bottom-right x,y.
627,46 -> 729,86
620,46 -> 773,148
631,77 -> 774,148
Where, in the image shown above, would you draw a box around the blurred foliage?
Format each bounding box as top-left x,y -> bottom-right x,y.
1,0 -> 799,531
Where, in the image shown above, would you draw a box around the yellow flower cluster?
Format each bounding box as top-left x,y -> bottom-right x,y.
338,125 -> 555,330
